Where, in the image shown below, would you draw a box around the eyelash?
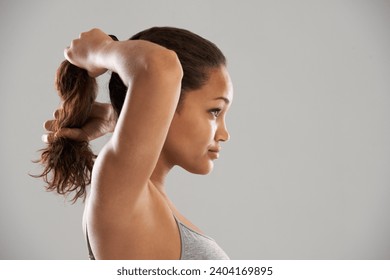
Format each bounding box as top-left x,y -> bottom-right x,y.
209,108 -> 222,118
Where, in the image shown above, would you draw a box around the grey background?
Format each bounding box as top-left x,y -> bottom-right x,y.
1,0 -> 389,259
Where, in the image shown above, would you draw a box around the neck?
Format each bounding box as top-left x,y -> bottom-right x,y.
150,154 -> 174,196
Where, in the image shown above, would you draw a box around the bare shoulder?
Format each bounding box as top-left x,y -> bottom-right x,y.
85,179 -> 181,259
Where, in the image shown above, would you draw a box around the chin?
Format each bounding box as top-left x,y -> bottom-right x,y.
182,160 -> 214,175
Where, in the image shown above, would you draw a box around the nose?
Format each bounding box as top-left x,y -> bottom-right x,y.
215,121 -> 230,142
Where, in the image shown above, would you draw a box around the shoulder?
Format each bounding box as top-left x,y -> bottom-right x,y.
85,181 -> 181,259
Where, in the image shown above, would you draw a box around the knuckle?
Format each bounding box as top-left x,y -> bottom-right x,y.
53,108 -> 61,119
64,47 -> 73,60
43,121 -> 50,130
43,121 -> 49,130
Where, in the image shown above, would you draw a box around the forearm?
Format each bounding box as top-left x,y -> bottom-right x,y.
65,28 -> 182,82
97,40 -> 183,87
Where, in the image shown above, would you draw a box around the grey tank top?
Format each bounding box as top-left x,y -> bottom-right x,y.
174,216 -> 229,260
86,216 -> 229,260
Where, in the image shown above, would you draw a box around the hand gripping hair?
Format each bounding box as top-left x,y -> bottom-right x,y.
34,60 -> 97,202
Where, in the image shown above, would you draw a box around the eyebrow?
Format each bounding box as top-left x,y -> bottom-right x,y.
214,97 -> 230,104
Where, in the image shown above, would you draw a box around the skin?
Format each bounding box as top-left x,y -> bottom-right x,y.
45,29 -> 233,259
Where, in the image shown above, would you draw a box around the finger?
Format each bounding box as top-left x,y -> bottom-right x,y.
42,129 -> 86,143
53,108 -> 61,119
89,102 -> 106,118
41,134 -> 48,143
41,133 -> 55,144
64,38 -> 79,62
43,120 -> 56,131
90,102 -> 114,119
79,31 -> 88,39
64,42 -> 76,62
64,46 -> 70,61
56,128 -> 88,142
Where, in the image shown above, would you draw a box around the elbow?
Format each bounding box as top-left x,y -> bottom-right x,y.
145,49 -> 183,81
163,49 -> 183,79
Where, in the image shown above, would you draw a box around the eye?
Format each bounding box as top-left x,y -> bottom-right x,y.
209,108 -> 222,118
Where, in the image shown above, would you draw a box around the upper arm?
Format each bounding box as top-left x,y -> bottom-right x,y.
91,48 -> 182,206
79,38 -> 183,260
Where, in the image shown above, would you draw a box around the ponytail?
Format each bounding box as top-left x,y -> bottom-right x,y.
35,60 -> 97,202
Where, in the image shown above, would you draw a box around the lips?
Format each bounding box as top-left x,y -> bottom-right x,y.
208,147 -> 221,159
208,146 -> 221,153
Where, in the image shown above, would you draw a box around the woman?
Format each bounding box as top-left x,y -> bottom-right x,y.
40,27 -> 233,260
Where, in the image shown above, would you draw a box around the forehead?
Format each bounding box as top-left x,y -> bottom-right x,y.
185,66 -> 233,104
204,66 -> 233,101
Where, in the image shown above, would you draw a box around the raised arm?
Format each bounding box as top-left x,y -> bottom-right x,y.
65,28 -> 182,196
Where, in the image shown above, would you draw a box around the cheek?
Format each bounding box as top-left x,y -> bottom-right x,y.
187,119 -> 216,149
167,115 -> 215,155
163,115 -> 216,174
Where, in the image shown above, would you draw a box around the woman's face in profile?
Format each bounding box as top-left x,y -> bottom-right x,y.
162,66 -> 233,174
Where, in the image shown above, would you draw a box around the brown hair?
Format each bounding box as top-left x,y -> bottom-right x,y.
109,27 -> 226,116
35,27 -> 226,202
33,61 -> 97,202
